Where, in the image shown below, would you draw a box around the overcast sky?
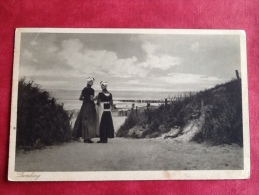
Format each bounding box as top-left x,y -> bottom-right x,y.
19,31 -> 241,92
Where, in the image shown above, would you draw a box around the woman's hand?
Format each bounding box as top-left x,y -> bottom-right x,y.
93,95 -> 98,101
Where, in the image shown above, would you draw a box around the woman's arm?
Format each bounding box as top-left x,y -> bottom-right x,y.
90,95 -> 94,101
110,93 -> 113,107
93,95 -> 98,101
96,93 -> 100,105
79,94 -> 84,101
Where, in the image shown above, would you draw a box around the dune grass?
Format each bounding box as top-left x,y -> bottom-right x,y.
16,78 -> 73,150
117,79 -> 243,146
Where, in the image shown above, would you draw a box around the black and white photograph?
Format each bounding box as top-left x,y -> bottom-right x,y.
8,28 -> 249,181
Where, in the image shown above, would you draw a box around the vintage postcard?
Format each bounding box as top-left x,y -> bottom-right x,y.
8,28 -> 250,181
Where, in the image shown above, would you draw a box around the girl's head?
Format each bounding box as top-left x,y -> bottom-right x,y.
86,77 -> 95,86
100,81 -> 108,90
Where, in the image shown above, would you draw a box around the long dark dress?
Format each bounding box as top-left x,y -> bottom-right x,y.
72,87 -> 97,140
97,91 -> 114,142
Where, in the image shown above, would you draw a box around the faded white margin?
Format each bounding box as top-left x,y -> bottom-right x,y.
8,28 -> 250,181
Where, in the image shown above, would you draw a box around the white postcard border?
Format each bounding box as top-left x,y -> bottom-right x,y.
8,28 -> 250,181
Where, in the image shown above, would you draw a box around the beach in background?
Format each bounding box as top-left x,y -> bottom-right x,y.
49,89 -> 187,111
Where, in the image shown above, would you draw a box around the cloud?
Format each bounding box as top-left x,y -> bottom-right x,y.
61,39 -> 84,52
123,79 -> 156,86
21,38 -> 182,82
19,65 -> 80,77
141,54 -> 181,70
57,39 -> 151,78
22,50 -> 33,60
47,46 -> 59,53
110,86 -> 180,92
21,49 -> 39,66
125,80 -> 141,85
140,42 -> 181,70
142,42 -> 157,55
155,73 -> 221,84
30,40 -> 38,46
58,46 -> 146,78
19,33 -> 237,92
190,42 -> 200,52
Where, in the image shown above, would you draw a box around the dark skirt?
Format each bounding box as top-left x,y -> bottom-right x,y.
72,101 -> 97,139
99,111 -> 114,141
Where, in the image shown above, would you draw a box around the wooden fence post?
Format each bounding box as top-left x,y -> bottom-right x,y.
132,103 -> 135,110
235,70 -> 240,80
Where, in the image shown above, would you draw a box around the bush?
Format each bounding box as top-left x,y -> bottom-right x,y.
16,78 -> 73,150
117,79 -> 243,146
116,111 -> 146,137
193,79 -> 243,146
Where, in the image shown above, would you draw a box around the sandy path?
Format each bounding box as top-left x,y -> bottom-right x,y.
15,138 -> 243,172
15,114 -> 243,172
111,113 -> 127,133
70,111 -> 126,133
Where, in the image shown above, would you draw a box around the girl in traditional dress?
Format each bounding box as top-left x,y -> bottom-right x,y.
72,77 -> 97,143
96,81 -> 115,143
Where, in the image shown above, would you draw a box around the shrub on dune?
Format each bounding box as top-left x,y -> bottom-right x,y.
117,79 -> 243,146
16,78 -> 72,150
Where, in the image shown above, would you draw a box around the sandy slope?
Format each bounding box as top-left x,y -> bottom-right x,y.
15,114 -> 243,172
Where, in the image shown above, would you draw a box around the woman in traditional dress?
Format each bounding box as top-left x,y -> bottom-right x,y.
96,81 -> 114,143
72,77 -> 97,143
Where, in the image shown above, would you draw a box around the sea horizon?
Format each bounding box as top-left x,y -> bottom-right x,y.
48,89 -> 192,110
